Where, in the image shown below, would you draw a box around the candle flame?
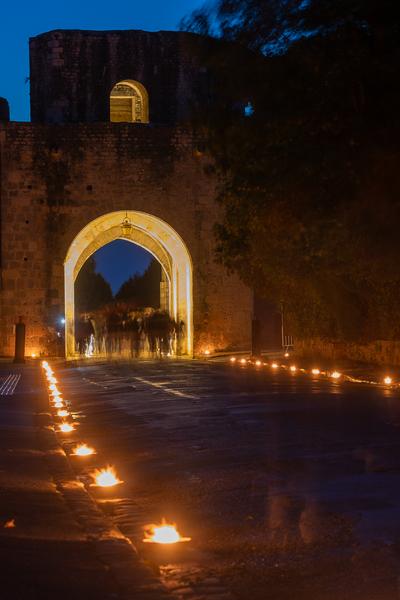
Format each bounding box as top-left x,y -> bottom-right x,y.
59,422 -> 75,433
230,357 -> 236,362
255,360 -> 262,366
311,368 -> 321,375
143,519 -> 191,544
72,443 -> 95,457
384,376 -> 393,385
92,466 -> 122,487
57,409 -> 70,418
240,358 -> 246,364
290,365 -> 297,372
53,400 -> 64,408
284,352 -> 290,358
271,362 -> 278,369
331,371 -> 341,380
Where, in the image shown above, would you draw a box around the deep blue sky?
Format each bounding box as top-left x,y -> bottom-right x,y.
0,0 -> 202,292
0,0 -> 202,122
93,240 -> 154,295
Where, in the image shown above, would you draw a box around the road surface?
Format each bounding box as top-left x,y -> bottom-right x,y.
55,359 -> 400,600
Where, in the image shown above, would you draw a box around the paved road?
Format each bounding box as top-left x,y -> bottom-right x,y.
0,364 -> 125,600
57,359 -> 400,600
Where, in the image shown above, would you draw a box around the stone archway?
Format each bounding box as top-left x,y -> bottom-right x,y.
64,211 -> 193,359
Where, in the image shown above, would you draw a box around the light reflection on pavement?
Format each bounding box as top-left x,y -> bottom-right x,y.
62,360 -> 400,600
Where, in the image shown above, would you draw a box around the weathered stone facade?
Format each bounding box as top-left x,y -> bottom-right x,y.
0,29 -> 252,357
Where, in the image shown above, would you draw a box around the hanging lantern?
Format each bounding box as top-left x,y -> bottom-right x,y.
121,213 -> 133,237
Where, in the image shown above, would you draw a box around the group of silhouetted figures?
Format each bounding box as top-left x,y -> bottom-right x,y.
75,309 -> 184,358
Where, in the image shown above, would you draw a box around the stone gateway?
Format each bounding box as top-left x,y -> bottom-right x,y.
0,29 -> 252,358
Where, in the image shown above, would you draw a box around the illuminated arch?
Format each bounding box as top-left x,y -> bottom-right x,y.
110,80 -> 149,123
64,211 -> 193,358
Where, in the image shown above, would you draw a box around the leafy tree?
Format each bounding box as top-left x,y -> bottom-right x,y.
75,257 -> 113,313
182,0 -> 400,342
115,259 -> 162,308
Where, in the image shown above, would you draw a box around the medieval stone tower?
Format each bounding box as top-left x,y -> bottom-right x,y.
0,29 -> 252,357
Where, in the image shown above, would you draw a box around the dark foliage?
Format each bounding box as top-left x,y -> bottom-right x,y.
183,0 -> 400,341
75,257 -> 113,313
115,259 -> 162,308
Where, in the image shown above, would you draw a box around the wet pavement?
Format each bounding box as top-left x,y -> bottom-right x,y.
0,362 -> 172,600
53,359 -> 400,600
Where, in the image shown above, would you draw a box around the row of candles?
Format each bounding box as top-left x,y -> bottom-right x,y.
41,360 -> 190,545
228,355 -> 395,387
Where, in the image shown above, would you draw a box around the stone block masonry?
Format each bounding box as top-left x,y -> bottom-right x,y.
0,29 -> 252,357
0,122 -> 252,356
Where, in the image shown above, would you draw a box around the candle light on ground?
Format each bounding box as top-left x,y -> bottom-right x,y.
384,376 -> 393,385
271,363 -> 278,369
311,368 -> 321,375
92,466 -> 122,487
255,360 -> 262,366
59,422 -> 75,433
290,365 -> 297,373
57,409 -> 70,418
230,357 -> 236,362
143,519 -> 191,544
331,371 -> 341,380
72,443 -> 95,457
53,400 -> 64,408
240,358 -> 246,364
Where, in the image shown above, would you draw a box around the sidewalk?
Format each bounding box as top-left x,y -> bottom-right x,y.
0,361 -> 168,600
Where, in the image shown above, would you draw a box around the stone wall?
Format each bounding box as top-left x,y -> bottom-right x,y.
29,29 -> 210,124
295,338 -> 400,367
0,121 -> 252,357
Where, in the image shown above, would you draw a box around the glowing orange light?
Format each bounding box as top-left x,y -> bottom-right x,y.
92,466 -> 122,488
143,519 -> 191,544
284,352 -> 290,358
290,365 -> 297,373
240,358 -> 246,364
204,349 -> 210,355
53,400 -> 64,409
230,357 -> 236,363
331,371 -> 341,380
31,353 -> 37,358
49,384 -> 58,392
4,519 -> 15,529
271,363 -> 278,369
72,443 -> 95,457
59,422 -> 75,433
42,361 -> 49,369
255,360 -> 262,366
57,409 -> 70,418
311,368 -> 321,375
47,376 -> 57,384
384,376 -> 393,385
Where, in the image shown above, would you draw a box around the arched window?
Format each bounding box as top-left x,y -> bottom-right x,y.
110,80 -> 149,123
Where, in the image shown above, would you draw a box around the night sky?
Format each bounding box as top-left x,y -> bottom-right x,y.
93,241 -> 153,295
0,0 -> 201,292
